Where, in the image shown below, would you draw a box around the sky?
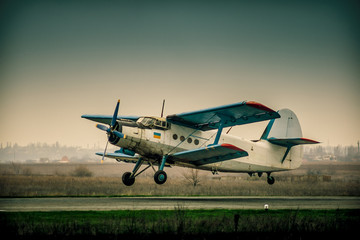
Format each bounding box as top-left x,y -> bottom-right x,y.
0,0 -> 359,148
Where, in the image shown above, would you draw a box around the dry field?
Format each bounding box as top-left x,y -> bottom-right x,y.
0,162 -> 359,197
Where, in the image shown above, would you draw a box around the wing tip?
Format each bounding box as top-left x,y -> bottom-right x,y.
246,101 -> 277,113
299,138 -> 321,144
221,143 -> 247,152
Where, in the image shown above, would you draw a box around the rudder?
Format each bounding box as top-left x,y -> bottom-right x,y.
261,109 -> 302,140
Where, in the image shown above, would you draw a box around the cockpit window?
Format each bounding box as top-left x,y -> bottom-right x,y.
145,118 -> 155,126
137,117 -> 170,130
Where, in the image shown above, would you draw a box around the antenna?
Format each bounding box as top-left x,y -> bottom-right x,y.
161,99 -> 165,118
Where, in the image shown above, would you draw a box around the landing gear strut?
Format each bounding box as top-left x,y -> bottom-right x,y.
121,156 -> 169,186
122,158 -> 149,186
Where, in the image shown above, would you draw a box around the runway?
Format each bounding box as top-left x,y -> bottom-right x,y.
1,196 -> 359,211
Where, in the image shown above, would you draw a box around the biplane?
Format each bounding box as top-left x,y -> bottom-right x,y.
82,100 -> 319,186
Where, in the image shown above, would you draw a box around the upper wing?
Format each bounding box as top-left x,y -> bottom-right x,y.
166,101 -> 280,131
82,115 -> 140,125
169,143 -> 248,166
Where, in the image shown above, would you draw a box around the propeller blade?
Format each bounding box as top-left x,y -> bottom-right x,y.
102,140 -> 109,164
113,130 -> 126,139
96,124 -> 109,132
111,100 -> 120,128
98,100 -> 124,165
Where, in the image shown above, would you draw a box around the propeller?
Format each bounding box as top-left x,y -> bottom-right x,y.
102,141 -> 109,164
96,100 -> 126,163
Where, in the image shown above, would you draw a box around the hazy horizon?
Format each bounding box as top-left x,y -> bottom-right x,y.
1,0 -> 359,148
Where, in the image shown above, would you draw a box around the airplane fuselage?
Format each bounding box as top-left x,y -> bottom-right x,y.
115,120 -> 302,174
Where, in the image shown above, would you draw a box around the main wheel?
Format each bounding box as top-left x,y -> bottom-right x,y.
122,172 -> 135,186
154,170 -> 167,185
267,176 -> 275,185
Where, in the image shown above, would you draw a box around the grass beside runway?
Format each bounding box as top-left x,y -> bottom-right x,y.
1,209 -> 359,239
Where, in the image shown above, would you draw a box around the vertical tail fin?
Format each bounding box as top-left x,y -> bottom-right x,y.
261,109 -> 303,140
261,109 -> 319,163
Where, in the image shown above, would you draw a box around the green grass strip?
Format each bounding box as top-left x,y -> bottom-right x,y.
1,209 -> 359,239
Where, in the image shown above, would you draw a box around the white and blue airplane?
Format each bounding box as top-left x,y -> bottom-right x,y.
82,100 -> 319,186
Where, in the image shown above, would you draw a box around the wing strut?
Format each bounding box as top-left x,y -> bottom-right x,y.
281,147 -> 292,163
210,119 -> 225,146
209,111 -> 235,146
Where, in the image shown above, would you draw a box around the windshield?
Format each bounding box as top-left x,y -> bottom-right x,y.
138,117 -> 170,130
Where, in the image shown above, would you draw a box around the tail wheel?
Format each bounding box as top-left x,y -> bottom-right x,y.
122,172 -> 135,186
154,170 -> 167,185
267,176 -> 275,185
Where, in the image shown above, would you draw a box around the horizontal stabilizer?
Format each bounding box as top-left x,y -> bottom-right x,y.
169,143 -> 248,166
267,137 -> 320,147
268,138 -> 320,163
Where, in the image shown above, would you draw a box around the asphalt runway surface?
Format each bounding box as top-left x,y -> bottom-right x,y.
1,196 -> 359,212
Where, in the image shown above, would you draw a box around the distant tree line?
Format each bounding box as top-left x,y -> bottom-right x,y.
0,142 -> 106,163
304,144 -> 360,162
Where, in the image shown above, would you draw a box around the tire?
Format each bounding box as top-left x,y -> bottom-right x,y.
122,172 -> 135,186
267,176 -> 275,185
154,170 -> 167,185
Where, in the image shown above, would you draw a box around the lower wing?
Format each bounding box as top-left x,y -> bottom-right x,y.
96,152 -> 139,163
169,143 -> 248,166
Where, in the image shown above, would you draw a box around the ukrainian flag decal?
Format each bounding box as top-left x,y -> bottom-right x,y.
153,132 -> 161,139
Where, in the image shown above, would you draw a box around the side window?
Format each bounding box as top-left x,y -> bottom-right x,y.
172,133 -> 200,145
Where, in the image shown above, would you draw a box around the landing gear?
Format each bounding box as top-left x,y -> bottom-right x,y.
154,170 -> 167,184
122,172 -> 135,186
154,155 -> 168,185
247,172 -> 275,185
267,173 -> 275,185
121,155 -> 169,186
122,158 -> 145,187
